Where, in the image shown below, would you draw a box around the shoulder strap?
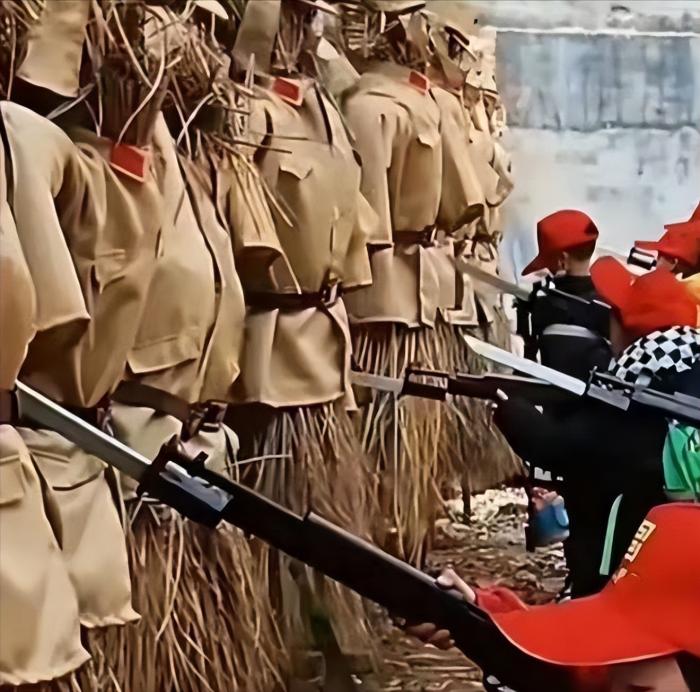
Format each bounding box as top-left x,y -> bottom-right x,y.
542,324 -> 606,341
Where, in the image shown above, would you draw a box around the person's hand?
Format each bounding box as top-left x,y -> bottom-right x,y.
531,487 -> 560,512
488,389 -> 509,428
404,569 -> 477,650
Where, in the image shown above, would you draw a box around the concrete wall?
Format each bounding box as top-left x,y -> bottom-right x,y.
435,1 -> 700,277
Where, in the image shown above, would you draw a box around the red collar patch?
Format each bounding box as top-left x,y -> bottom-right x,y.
408,70 -> 430,95
110,143 -> 151,183
273,77 -> 304,107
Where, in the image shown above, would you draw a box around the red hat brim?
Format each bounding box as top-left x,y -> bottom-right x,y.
521,252 -> 555,277
590,257 -> 633,312
492,590 -> 679,667
663,219 -> 700,235
634,239 -> 662,252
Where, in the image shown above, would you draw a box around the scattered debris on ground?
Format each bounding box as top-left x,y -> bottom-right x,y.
358,489 -> 567,691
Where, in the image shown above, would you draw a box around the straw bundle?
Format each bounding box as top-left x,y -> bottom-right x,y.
337,1 -> 426,69
56,6 -> 289,690
77,504 -> 286,692
352,315 -> 522,566
233,403 -> 379,669
83,0 -> 169,146
0,0 -> 42,100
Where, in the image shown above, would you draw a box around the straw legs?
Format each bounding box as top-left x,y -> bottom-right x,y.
351,312 -> 522,566
232,401 -> 379,689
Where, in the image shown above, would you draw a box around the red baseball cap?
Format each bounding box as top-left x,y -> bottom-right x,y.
491,503 -> 700,666
590,257 -> 699,340
522,210 -> 599,276
635,223 -> 700,268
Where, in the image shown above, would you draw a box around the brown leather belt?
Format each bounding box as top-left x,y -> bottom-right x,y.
464,232 -> 501,261
245,283 -> 342,310
112,381 -> 191,424
64,398 -> 111,428
392,227 -> 437,247
0,389 -> 18,425
112,381 -> 228,441
185,401 -> 228,440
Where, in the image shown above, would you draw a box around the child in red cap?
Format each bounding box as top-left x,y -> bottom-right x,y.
409,503 -> 700,691
518,211 -> 611,581
521,209 -> 610,379
635,223 -> 700,276
493,261 -> 700,598
635,205 -> 700,306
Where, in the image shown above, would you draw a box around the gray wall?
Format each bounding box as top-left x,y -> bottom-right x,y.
434,1 -> 700,277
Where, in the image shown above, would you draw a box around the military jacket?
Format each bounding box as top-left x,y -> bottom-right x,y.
226,76 -> 373,407
341,61 -> 449,327
432,85 -> 486,326
179,152 -> 246,404
12,117 -> 161,407
117,116 -> 220,404
463,97 -> 514,322
0,109 -> 36,389
2,103 -> 139,630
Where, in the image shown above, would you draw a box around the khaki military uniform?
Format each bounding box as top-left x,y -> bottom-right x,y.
463,95 -> 514,326
0,107 -> 89,685
230,76 -> 373,408
111,114 -> 244,473
432,84 -> 484,326
341,62 -> 445,328
105,114 -> 286,692
6,102 -> 156,628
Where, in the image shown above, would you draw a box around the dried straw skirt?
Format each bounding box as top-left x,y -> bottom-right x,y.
351,310 -> 522,566
232,401 -> 378,664
67,409 -> 286,692
27,517 -> 285,692
78,508 -> 286,692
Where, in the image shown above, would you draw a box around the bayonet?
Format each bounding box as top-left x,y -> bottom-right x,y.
462,336 -> 587,396
462,336 -> 700,426
455,258 -> 531,301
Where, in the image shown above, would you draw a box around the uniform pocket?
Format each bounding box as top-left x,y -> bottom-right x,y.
0,454 -> 25,505
417,129 -> 440,149
127,329 -> 201,374
278,155 -> 313,181
31,449 -> 104,492
93,250 -> 128,292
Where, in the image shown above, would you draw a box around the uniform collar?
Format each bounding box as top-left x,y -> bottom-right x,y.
367,61 -> 432,95
259,74 -> 314,108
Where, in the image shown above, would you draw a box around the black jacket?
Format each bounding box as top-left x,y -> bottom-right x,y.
525,275 -> 611,380
495,360 -> 700,598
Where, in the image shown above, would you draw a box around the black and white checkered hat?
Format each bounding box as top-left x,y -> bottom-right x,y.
610,326 -> 700,385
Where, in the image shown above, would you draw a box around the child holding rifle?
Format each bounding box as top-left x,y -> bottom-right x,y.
519,210 -> 611,576
495,259 -> 700,597
408,503 -> 700,692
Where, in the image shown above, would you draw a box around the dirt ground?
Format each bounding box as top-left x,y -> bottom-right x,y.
356,489 -> 567,692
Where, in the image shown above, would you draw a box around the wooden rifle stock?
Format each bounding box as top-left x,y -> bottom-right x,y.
403,369 -> 570,406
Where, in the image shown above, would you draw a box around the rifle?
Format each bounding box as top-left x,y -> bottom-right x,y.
464,336 -> 700,428
352,342 -> 700,429
627,246 -> 657,271
351,369 -> 570,407
15,381 -> 573,692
